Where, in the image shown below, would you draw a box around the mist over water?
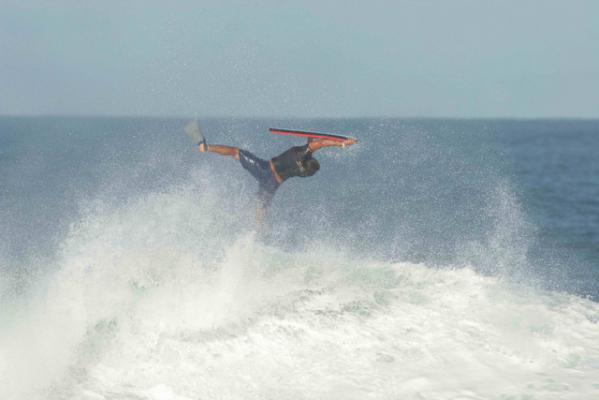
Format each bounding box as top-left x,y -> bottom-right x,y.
1,117 -> 598,399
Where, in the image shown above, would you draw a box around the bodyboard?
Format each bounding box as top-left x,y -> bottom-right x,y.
269,128 -> 350,142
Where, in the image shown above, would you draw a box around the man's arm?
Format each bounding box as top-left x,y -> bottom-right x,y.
256,205 -> 266,225
307,137 -> 357,152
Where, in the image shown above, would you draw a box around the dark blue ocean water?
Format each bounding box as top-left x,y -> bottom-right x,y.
0,117 -> 598,297
2,117 -> 599,399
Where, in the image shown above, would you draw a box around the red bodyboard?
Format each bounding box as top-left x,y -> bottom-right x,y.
269,128 -> 349,142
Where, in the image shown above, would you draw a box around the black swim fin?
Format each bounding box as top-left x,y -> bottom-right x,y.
184,120 -> 206,146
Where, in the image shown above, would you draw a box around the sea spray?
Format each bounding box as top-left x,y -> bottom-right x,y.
1,117 -> 599,399
2,179 -> 598,399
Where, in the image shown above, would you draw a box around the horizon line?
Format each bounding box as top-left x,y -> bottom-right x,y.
1,113 -> 599,121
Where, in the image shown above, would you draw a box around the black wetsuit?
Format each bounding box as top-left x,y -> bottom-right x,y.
238,144 -> 314,207
270,145 -> 315,180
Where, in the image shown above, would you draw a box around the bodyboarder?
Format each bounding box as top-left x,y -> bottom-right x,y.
184,121 -> 357,223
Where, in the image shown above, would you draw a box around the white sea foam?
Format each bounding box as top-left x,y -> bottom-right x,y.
1,179 -> 598,400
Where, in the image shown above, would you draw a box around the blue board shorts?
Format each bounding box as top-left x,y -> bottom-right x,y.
238,149 -> 280,207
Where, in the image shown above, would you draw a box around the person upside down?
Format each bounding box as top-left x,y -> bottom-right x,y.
186,122 -> 357,223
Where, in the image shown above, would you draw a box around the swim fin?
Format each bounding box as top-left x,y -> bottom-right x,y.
184,120 -> 206,146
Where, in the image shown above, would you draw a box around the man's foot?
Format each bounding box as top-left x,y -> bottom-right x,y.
198,139 -> 207,152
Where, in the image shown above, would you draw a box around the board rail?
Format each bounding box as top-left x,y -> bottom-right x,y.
269,128 -> 350,142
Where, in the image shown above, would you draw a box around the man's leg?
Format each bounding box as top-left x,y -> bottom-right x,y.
199,143 -> 240,160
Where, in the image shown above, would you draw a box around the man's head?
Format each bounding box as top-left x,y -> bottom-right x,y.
302,157 -> 320,176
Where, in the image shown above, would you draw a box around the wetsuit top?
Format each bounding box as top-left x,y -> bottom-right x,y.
270,144 -> 314,181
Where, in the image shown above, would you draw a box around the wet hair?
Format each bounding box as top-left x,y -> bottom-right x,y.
303,157 -> 320,176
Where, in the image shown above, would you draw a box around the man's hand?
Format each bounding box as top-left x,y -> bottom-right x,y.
308,137 -> 358,151
342,137 -> 358,147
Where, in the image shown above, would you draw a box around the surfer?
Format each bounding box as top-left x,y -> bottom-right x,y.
185,122 -> 356,223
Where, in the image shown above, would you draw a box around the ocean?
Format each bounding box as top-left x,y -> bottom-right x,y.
1,117 -> 598,399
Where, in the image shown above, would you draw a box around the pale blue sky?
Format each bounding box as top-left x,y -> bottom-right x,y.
1,0 -> 598,118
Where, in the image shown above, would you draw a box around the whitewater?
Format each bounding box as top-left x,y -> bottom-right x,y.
1,118 -> 598,399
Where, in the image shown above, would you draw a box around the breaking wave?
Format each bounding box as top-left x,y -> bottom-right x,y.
2,170 -> 598,400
